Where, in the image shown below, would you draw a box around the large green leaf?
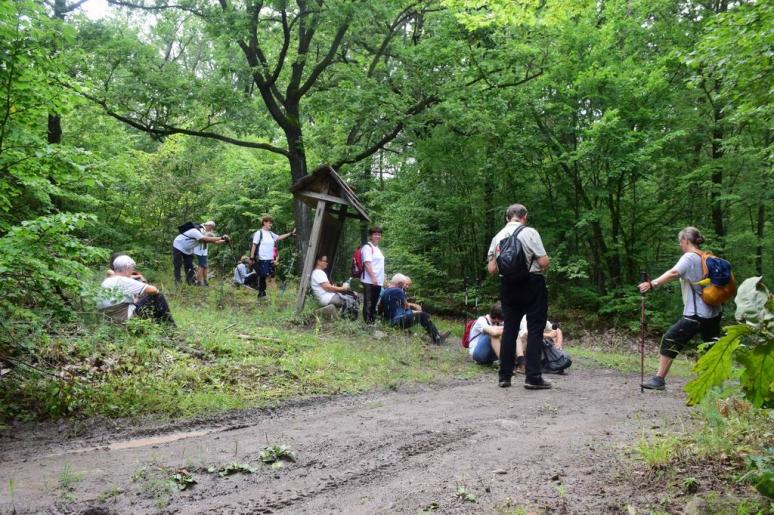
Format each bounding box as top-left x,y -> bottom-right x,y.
684,324 -> 749,406
735,277 -> 774,329
736,341 -> 774,409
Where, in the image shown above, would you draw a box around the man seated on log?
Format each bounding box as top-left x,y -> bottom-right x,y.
380,274 -> 449,345
98,254 -> 175,326
310,255 -> 359,318
233,256 -> 259,289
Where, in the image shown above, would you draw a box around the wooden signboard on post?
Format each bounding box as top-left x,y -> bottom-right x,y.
290,166 -> 370,314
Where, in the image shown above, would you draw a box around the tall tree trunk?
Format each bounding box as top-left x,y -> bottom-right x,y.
48,0 -> 66,145
710,102 -> 724,249
756,203 -> 764,276
284,105 -> 309,267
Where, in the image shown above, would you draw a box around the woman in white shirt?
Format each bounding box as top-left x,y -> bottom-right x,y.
310,255 -> 351,307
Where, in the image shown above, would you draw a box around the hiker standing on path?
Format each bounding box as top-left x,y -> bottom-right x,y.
637,226 -> 721,391
361,226 -> 385,324
487,203 -> 552,389
173,222 -> 229,285
250,215 -> 294,298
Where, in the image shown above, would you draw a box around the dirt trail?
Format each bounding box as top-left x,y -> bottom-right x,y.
0,366 -> 693,514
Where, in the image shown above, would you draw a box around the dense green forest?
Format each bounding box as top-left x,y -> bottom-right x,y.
1,0 -> 771,337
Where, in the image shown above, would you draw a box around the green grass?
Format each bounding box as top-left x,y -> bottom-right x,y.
571,347 -> 694,378
0,275 -> 713,422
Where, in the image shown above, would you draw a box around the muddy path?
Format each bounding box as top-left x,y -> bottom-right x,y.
0,366 -> 693,514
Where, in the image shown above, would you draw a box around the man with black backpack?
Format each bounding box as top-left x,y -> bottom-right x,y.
172,221 -> 230,285
487,203 -> 552,389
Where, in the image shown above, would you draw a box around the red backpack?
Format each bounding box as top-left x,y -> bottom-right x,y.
350,243 -> 372,278
461,319 -> 476,348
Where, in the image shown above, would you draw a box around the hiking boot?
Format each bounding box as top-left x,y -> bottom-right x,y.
498,376 -> 512,388
515,364 -> 526,375
641,376 -> 666,390
433,331 -> 451,345
524,377 -> 552,390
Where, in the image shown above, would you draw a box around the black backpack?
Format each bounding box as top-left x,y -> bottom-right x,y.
496,225 -> 533,280
542,338 -> 572,374
178,221 -> 202,235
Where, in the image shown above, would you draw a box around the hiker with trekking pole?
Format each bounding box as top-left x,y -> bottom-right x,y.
637,226 -> 735,391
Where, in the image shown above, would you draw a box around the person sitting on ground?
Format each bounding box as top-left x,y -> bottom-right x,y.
173,222 -> 229,285
516,316 -> 563,374
468,302 -> 505,365
233,256 -> 258,289
194,221 -> 217,286
381,274 -> 449,345
310,255 -> 351,307
98,255 -> 175,325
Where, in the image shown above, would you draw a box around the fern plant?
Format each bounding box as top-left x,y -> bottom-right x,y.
685,277 -> 774,407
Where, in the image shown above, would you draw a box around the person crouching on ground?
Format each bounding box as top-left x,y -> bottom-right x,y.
637,226 -> 721,391
381,274 -> 448,345
516,316 -> 563,374
468,302 -> 505,365
98,255 -> 175,325
233,256 -> 258,289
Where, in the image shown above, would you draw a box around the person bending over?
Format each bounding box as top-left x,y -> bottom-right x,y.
638,226 -> 721,391
467,302 -> 505,365
99,255 -> 175,325
381,274 -> 448,345
173,222 -> 229,285
233,256 -> 258,289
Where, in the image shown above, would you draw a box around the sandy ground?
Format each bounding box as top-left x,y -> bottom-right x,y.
0,366 -> 693,514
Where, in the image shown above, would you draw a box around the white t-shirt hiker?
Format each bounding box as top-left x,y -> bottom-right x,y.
310,269 -> 336,305
98,275 -> 147,321
361,243 -> 385,285
252,229 -> 278,260
487,221 -> 547,275
173,228 -> 204,255
673,252 -> 721,319
467,315 -> 492,356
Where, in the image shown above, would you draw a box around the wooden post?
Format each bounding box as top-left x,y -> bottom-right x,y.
295,199 -> 327,314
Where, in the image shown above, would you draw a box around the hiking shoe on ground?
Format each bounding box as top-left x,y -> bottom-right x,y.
524,378 -> 552,390
641,376 -> 666,390
498,376 -> 512,388
515,364 -> 526,375
434,331 -> 451,345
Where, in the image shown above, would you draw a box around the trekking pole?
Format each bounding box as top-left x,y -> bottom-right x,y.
639,270 -> 648,394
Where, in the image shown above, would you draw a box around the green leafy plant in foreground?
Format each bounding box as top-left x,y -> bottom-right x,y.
208,462 -> 256,477
685,277 -> 774,407
260,444 -> 296,469
740,449 -> 774,499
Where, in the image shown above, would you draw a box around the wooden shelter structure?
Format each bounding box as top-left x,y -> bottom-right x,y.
290,165 -> 370,314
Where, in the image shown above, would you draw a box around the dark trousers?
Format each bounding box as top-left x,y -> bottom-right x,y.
254,260 -> 274,296
172,248 -> 195,284
391,311 -> 441,342
363,283 -> 382,324
660,314 -> 721,359
243,273 -> 259,289
500,274 -> 548,382
134,293 -> 175,326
